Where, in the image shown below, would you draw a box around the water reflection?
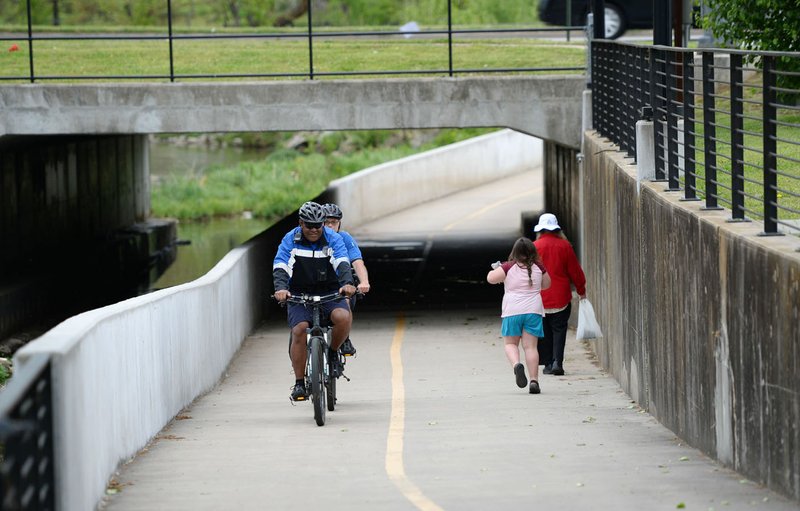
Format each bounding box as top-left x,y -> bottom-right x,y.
148,140 -> 274,290
151,217 -> 271,290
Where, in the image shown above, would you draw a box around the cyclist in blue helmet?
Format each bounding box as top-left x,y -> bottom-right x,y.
323,203 -> 370,357
273,201 -> 357,401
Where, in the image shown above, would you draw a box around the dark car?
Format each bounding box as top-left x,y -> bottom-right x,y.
537,0 -> 653,39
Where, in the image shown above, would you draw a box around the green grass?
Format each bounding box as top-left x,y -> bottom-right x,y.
0,364 -> 9,387
150,128 -> 495,220
0,37 -> 586,81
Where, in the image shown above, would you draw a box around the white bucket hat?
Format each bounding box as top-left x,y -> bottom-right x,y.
534,213 -> 561,232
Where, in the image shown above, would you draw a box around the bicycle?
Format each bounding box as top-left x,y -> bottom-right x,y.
280,291 -> 350,426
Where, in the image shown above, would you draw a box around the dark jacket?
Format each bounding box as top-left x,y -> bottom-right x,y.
273,226 -> 354,294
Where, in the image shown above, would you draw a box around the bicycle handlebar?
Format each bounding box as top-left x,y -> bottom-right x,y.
284,292 -> 345,305
272,291 -> 365,307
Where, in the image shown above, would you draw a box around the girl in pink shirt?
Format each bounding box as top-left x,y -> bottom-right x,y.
487,237 -> 551,394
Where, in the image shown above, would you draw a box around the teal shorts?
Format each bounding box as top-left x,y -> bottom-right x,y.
501,313 -> 544,338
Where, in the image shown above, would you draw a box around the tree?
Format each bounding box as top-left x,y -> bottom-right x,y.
702,0 -> 800,52
274,0 -> 308,27
52,0 -> 61,25
703,0 -> 800,104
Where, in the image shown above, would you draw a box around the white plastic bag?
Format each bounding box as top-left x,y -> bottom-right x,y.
576,298 -> 603,340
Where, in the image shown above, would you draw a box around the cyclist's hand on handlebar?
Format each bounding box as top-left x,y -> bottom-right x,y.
340,284 -> 356,297
273,289 -> 291,302
357,281 -> 370,294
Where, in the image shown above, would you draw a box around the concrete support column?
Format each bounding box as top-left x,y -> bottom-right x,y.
582,90 -> 593,136
579,89 -> 593,264
636,120 -> 655,191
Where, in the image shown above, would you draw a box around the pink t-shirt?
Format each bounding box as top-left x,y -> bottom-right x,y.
500,261 -> 544,318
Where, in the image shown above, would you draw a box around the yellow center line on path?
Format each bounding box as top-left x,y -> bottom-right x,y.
385,313 -> 445,511
443,188 -> 538,231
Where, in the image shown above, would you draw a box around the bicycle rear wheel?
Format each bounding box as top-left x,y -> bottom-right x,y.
326,347 -> 337,412
310,336 -> 326,426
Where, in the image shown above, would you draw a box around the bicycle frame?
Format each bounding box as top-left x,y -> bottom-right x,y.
284,292 -> 345,426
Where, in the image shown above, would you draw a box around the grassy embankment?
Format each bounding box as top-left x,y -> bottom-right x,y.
150,129 -> 499,221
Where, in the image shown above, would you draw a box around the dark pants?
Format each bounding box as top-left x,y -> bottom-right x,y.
538,303 -> 572,367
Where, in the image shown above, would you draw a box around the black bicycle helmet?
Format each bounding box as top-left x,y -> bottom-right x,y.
323,203 -> 343,219
298,201 -> 326,223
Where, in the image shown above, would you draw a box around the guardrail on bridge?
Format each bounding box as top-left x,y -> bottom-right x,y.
0,0 -> 585,82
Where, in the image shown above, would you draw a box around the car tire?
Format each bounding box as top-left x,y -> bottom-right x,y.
586,3 -> 627,39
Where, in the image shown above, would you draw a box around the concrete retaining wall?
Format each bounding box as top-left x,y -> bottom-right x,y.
328,129 -> 542,227
578,132 -> 800,501
13,229 -> 275,511
12,129 -> 541,510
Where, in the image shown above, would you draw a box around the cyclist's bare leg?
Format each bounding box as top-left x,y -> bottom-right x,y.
329,308 -> 352,351
290,322 -> 309,379
521,332 -> 540,380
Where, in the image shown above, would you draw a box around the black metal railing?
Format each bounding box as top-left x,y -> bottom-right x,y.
0,354 -> 55,511
0,0 -> 585,83
593,41 -> 800,237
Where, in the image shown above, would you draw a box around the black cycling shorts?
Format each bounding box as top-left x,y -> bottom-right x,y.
287,296 -> 349,329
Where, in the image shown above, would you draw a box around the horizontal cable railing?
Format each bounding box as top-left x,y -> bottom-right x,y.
0,0 -> 585,83
593,41 -> 800,237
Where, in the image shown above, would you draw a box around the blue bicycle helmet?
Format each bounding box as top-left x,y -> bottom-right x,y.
323,203 -> 343,219
298,201 -> 326,223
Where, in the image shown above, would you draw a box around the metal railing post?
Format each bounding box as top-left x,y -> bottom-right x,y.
623,47 -> 636,156
761,56 -> 780,235
730,53 -> 745,219
591,42 -> 603,135
666,50 -> 681,191
307,0 -> 314,80
26,0 -> 34,83
566,0 -> 572,42
167,0 -> 175,82
652,48 -> 667,181
447,0 -> 453,77
701,51 -> 721,210
682,50 -> 699,201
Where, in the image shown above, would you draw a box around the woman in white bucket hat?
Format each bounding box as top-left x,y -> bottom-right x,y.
533,213 -> 586,376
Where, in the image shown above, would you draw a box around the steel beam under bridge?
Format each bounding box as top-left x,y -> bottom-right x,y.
0,76 -> 585,148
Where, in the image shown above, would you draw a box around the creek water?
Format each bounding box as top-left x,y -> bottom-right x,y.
148,141 -> 272,290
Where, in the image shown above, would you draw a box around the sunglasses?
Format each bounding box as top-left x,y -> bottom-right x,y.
303,222 -> 323,229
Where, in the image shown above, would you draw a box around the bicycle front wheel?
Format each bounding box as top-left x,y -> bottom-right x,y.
310,336 -> 326,426
326,348 -> 337,412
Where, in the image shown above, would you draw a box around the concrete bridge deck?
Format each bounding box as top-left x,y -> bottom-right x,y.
0,76 -> 584,148
100,171 -> 797,511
